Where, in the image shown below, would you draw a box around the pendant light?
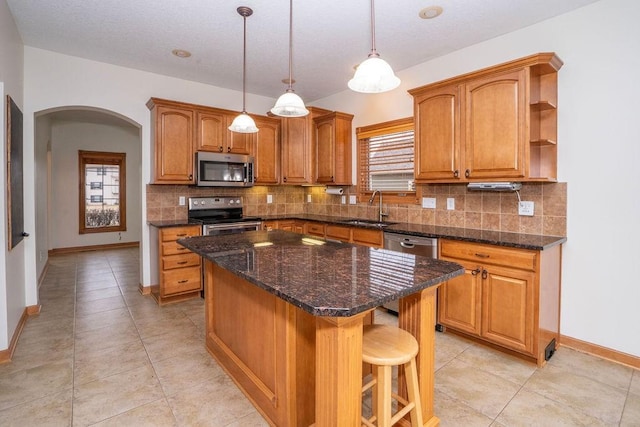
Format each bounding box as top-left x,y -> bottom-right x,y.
348,0 -> 400,93
229,6 -> 259,133
270,0 -> 309,117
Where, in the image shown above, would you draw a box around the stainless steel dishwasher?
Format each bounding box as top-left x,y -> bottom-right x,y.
382,232 -> 438,313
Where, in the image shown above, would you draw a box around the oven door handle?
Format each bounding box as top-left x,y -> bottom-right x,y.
204,222 -> 262,232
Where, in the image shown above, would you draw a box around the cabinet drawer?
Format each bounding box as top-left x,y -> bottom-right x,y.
162,253 -> 201,270
305,223 -> 326,237
440,240 -> 536,271
162,265 -> 202,295
352,228 -> 383,248
325,225 -> 351,242
161,226 -> 200,242
162,241 -> 193,256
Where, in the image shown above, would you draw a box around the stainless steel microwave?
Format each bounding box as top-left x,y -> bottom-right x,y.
195,152 -> 254,187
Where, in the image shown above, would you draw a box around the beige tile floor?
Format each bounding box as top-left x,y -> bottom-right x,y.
0,248 -> 638,426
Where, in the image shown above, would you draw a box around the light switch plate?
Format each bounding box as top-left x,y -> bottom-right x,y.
307,194 -> 312,203
341,195 -> 346,204
447,198 -> 455,210
267,194 -> 273,204
349,195 -> 357,205
422,197 -> 436,209
178,196 -> 186,206
519,201 -> 535,216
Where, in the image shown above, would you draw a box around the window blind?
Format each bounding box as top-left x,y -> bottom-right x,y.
359,129 -> 415,192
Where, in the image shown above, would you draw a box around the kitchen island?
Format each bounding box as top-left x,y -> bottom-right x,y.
179,230 -> 464,426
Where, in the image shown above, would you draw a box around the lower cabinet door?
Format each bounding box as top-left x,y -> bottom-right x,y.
162,266 -> 202,296
437,264 -> 482,336
481,266 -> 535,353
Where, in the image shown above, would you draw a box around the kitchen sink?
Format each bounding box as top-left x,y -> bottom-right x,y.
342,219 -> 396,228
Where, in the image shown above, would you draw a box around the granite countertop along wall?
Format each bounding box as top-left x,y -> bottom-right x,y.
149,214 -> 566,251
177,230 -> 464,317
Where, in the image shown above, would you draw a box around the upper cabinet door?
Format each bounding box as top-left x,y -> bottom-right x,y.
464,68 -> 527,180
196,111 -> 225,152
153,106 -> 195,184
224,114 -> 253,155
315,112 -> 353,185
252,117 -> 280,184
414,84 -> 462,182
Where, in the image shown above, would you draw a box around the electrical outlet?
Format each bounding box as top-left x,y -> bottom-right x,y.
341,195 -> 346,204
349,195 -> 357,205
422,197 -> 436,209
178,196 -> 186,206
307,194 -> 312,203
267,194 -> 273,204
446,198 -> 455,210
519,201 -> 535,216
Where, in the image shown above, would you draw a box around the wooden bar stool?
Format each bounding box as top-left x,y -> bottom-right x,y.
361,324 -> 423,427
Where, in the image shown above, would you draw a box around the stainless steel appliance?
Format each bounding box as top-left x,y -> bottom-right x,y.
383,232 -> 438,313
195,152 -> 254,187
188,196 -> 261,235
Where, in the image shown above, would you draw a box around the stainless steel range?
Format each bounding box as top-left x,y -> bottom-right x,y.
188,196 -> 261,236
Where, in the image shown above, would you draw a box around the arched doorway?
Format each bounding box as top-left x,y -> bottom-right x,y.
33,106 -> 142,277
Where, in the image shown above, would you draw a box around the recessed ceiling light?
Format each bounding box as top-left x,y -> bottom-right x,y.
172,49 -> 192,58
419,6 -> 443,19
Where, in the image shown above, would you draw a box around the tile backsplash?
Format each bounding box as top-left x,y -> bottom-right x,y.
146,182 -> 567,237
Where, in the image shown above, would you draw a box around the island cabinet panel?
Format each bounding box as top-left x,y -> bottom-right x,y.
409,52 -> 562,183
205,263 -> 316,427
153,225 -> 202,305
351,227 -> 383,248
438,239 -> 561,366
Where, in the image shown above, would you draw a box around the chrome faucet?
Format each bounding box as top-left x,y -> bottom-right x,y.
369,190 -> 388,222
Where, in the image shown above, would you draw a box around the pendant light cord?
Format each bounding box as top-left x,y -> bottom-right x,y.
288,0 -> 294,91
242,12 -> 248,112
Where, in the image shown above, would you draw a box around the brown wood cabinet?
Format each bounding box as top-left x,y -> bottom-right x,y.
265,220 -> 383,248
410,53 -> 562,183
252,116 -> 281,184
314,112 -> 354,185
280,107 -> 331,185
148,100 -> 195,184
438,239 -> 561,366
153,225 -> 202,305
148,97 -> 275,184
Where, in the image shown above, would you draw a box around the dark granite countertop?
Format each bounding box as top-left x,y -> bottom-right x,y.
178,230 -> 464,317
147,219 -> 195,228
262,214 -> 566,250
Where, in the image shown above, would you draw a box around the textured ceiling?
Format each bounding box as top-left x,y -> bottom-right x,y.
7,0 -> 599,102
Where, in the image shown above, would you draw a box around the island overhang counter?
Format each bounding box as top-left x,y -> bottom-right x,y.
178,230 -> 464,427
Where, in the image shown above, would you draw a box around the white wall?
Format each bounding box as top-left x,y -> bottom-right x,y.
0,0 -> 24,351
49,120 -> 141,249
315,0 -> 640,356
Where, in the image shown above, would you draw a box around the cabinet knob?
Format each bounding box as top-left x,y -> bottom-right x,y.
188,174 -> 193,180
227,147 -> 231,152
219,146 -> 223,152
482,269 -> 488,279
283,177 -> 287,182
471,267 -> 481,276
453,170 -> 459,178
465,169 -> 470,178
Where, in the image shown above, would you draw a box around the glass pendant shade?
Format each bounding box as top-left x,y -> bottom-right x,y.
228,112 -> 258,133
270,0 -> 308,117
348,54 -> 401,93
271,90 -> 309,117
